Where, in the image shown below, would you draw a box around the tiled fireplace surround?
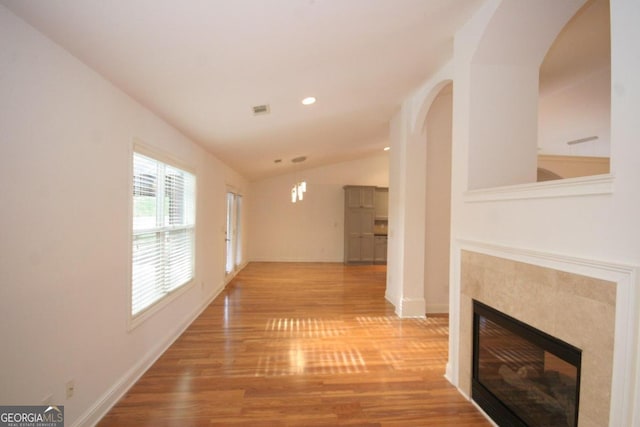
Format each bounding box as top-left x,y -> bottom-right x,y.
455,244 -> 638,427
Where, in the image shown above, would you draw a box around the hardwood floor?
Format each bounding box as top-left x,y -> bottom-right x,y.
98,263 -> 491,426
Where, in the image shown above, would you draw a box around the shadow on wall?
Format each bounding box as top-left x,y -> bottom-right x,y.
537,167 -> 562,182
536,155 -> 610,182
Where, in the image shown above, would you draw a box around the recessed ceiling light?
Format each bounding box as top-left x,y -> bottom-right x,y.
301,97 -> 316,106
384,146 -> 391,151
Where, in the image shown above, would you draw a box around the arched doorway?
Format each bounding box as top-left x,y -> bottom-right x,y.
423,82 -> 453,314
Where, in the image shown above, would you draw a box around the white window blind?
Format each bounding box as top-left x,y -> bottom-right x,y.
132,152 -> 196,317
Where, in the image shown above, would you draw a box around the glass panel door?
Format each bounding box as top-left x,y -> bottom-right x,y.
225,191 -> 242,275
234,195 -> 242,269
225,192 -> 235,275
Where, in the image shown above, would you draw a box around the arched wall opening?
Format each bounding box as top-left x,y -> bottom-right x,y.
466,0 -> 586,190
537,0 -> 611,180
446,0 -> 639,424
385,69 -> 453,318
422,82 -> 453,314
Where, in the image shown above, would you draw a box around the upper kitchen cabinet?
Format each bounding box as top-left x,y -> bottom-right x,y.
345,186 -> 375,209
375,187 -> 388,219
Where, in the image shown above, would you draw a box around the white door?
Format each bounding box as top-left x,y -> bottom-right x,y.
225,192 -> 242,275
234,195 -> 242,269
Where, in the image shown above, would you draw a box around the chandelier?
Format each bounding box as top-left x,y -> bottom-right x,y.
290,155 -> 308,203
291,181 -> 307,203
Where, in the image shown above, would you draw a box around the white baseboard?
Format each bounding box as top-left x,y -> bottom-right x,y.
224,261 -> 249,285
384,291 -> 398,308
76,281 -> 228,427
425,303 -> 448,314
444,362 -> 454,385
396,297 -> 426,318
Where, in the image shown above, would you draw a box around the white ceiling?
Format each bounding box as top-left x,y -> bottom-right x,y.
1,0 -> 484,180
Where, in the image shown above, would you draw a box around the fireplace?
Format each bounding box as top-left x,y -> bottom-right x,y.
456,248 -> 635,426
472,300 -> 581,427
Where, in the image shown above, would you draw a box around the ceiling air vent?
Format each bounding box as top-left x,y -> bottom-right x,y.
252,104 -> 270,115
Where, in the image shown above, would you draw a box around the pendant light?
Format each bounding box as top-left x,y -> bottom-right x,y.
290,156 -> 307,203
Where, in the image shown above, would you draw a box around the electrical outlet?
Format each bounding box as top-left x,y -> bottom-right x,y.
65,380 -> 75,399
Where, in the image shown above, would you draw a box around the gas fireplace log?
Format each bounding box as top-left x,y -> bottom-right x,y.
498,365 -> 566,414
548,373 -> 577,426
517,365 -> 542,380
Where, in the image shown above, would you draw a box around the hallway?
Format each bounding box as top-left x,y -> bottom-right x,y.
99,263 -> 490,426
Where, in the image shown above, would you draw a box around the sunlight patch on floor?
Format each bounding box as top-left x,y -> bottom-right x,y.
264,317 -> 348,338
255,342 -> 368,376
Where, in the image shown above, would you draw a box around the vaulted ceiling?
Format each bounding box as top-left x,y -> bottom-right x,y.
2,0 -> 607,180
1,0 -> 484,180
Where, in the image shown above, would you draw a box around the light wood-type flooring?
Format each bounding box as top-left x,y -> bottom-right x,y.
98,263 -> 491,426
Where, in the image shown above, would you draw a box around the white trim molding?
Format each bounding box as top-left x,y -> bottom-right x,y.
463,173 -> 614,203
425,303 -> 449,314
76,275 -> 232,427
224,260 -> 249,285
448,239 -> 639,427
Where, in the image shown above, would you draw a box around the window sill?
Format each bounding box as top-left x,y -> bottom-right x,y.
463,173 -> 614,203
127,279 -> 195,331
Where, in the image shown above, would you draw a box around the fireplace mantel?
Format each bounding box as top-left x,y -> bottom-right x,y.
448,240 -> 638,427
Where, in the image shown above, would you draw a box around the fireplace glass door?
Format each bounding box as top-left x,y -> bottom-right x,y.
472,300 -> 581,427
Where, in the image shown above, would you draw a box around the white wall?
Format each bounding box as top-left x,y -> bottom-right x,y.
386,112 -> 407,309
386,64 -> 452,318
424,85 -> 453,314
451,0 -> 638,262
466,0 -> 584,189
248,154 -> 388,262
538,66 -> 611,157
388,0 -> 640,422
0,6 -> 247,426
468,64 -> 539,188
448,0 -> 640,420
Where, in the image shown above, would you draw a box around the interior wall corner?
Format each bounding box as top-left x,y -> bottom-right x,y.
397,296 -> 427,318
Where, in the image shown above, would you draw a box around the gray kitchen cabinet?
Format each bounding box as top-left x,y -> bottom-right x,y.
375,187 -> 388,219
344,186 -> 376,263
345,186 -> 375,209
374,235 -> 387,263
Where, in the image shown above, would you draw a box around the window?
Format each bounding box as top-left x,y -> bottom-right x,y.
131,151 -> 196,318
